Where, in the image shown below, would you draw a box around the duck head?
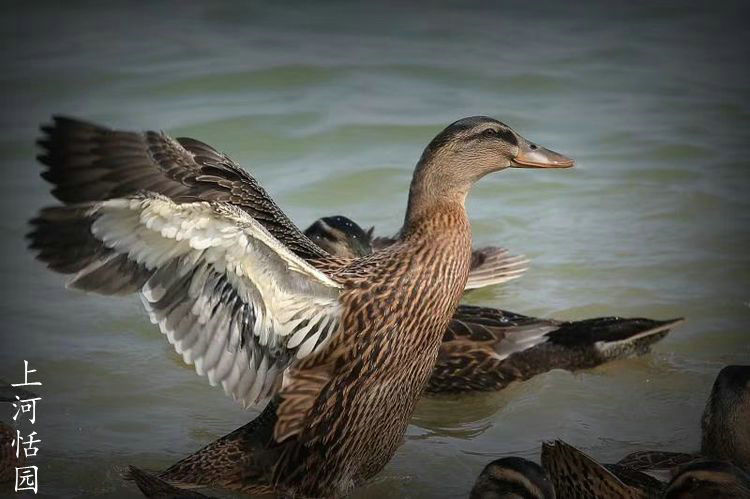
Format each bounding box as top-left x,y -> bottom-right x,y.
303,215 -> 373,258
664,460 -> 750,499
470,456 -> 556,499
406,116 -> 573,224
701,365 -> 750,470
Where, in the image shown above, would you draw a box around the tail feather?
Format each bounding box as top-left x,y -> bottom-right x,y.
547,317 -> 684,363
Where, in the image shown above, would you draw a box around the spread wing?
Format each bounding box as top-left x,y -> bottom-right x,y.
29,194 -> 342,408
37,116 -> 328,261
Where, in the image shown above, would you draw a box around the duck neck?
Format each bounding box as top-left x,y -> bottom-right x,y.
401,158 -> 471,242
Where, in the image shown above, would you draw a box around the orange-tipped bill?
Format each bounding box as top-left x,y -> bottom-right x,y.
511,139 -> 575,168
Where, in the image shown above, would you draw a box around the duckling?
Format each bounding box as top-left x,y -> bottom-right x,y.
470,456 -> 556,499
303,215 -> 682,394
617,365 -> 750,474
663,460 -> 750,499
305,216 -> 529,290
29,115 -> 573,497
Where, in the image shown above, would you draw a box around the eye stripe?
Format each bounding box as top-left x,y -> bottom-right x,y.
497,128 -> 518,146
470,128 -> 519,146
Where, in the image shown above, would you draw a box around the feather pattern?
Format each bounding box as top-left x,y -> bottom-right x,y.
30,194 -> 342,408
372,235 -> 528,291
37,116 -> 328,261
29,115 -> 573,497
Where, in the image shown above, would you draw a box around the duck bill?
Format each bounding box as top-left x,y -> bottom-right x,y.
510,139 -> 575,168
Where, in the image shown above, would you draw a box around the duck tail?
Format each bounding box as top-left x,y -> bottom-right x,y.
545,316 -> 684,367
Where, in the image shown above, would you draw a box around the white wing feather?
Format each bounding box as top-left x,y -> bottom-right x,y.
80,194 -> 342,408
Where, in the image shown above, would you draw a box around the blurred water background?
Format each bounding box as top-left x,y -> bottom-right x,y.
1,1 -> 748,497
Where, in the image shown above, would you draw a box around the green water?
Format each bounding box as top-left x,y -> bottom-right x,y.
1,1 -> 749,497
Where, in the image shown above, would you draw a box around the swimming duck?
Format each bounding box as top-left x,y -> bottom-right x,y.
663,460 -> 750,499
470,456 -> 556,499
304,215 -> 683,394
29,115 -> 573,497
305,216 -> 529,290
541,365 -> 750,498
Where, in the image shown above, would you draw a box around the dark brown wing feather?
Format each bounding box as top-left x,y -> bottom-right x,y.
37,116 -> 327,261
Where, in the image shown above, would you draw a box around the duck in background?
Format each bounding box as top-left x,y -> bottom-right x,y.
304,215 -> 683,394
541,365 -> 750,498
305,215 -> 529,290
470,456 -> 556,499
663,460 -> 750,499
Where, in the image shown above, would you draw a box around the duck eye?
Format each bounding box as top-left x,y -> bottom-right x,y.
482,128 -> 497,138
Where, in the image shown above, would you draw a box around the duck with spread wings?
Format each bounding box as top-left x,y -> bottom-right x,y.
29,116 -> 573,497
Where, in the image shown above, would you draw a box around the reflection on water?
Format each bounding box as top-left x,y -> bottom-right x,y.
1,1 -> 749,497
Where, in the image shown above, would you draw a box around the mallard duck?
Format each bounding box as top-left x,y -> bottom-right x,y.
305,216 -> 529,290
470,456 -> 556,499
541,365 -> 750,498
304,215 -> 683,394
663,460 -> 750,499
29,115 -> 573,497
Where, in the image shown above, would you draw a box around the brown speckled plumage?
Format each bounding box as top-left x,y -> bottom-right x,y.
29,115 -> 573,497
303,216 -> 682,395
541,440 -> 654,499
